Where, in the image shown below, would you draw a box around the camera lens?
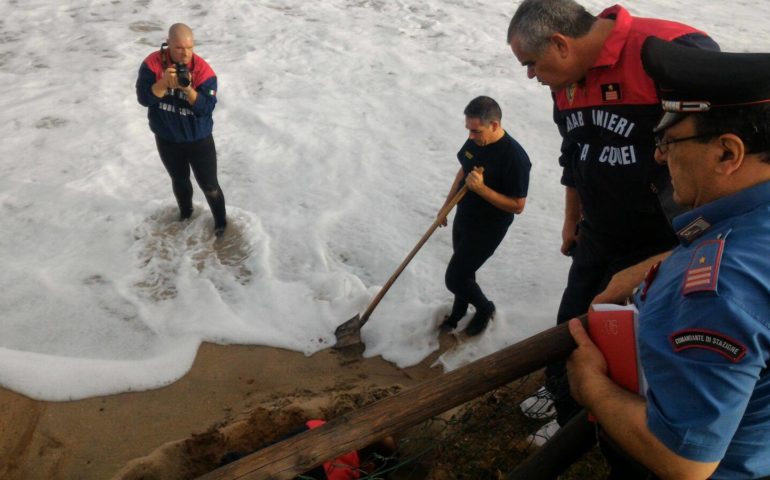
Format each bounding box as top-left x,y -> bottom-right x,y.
175,63 -> 191,88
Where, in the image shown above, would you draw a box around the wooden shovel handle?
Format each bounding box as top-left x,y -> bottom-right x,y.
360,167 -> 482,325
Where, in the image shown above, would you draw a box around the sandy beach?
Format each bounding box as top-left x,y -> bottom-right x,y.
0,342 -> 445,480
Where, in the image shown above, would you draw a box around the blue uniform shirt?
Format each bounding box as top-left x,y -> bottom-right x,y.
633,180 -> 770,479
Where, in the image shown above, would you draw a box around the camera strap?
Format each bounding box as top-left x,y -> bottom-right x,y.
159,43 -> 195,71
159,42 -> 170,69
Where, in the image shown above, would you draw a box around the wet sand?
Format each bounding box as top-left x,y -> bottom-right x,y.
0,342 -> 444,480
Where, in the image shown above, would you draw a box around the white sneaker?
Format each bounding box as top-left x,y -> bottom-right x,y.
527,419 -> 560,447
519,386 -> 556,420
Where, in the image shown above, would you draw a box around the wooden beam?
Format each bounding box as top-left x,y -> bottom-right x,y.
197,319 -> 582,480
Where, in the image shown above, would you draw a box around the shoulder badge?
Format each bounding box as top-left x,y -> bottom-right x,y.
670,329 -> 747,362
601,83 -> 622,102
677,216 -> 712,243
682,239 -> 724,296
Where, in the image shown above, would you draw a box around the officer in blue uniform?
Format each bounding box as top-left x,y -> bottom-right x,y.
567,38 -> 770,479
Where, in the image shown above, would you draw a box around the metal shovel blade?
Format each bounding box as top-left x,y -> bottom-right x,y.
333,314 -> 363,350
330,181 -> 473,352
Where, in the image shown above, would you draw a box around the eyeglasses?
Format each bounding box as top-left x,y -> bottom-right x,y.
654,133 -> 716,154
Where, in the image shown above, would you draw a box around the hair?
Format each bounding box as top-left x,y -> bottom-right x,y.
464,96 -> 502,124
507,0 -> 596,53
693,104 -> 770,163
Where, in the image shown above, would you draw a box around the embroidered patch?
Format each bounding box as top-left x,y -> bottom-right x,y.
209,89 -> 216,96
464,151 -> 473,160
682,239 -> 724,295
601,83 -> 621,102
677,216 -> 712,243
670,329 -> 747,362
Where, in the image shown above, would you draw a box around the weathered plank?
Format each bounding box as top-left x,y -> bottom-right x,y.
198,319 -> 582,480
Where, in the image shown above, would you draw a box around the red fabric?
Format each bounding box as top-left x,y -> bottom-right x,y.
305,420 -> 361,480
141,50 -> 215,89
554,5 -> 709,110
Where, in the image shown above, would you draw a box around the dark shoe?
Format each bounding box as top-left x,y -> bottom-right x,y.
214,220 -> 227,238
439,309 -> 467,333
439,316 -> 459,333
466,302 -> 495,337
180,208 -> 193,221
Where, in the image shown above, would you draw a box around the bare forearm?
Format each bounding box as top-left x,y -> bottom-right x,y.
584,379 -> 658,468
593,251 -> 672,304
443,168 -> 464,207
580,366 -> 717,479
474,185 -> 526,214
561,186 -> 581,254
564,186 -> 581,223
622,251 -> 671,284
596,392 -> 716,478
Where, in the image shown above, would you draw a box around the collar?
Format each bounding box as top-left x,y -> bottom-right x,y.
672,180 -> 770,244
592,5 -> 632,69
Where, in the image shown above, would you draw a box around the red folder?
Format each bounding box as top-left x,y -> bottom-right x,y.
586,304 -> 643,395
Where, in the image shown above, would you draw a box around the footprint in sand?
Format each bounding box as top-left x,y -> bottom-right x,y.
131,205 -> 257,302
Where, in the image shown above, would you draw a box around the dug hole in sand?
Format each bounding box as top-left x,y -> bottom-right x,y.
0,342 -> 443,480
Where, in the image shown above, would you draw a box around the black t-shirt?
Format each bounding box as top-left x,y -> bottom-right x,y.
456,131 -> 531,227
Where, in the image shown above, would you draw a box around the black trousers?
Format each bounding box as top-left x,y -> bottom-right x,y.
444,215 -> 509,316
546,224 -> 672,426
155,134 -> 227,228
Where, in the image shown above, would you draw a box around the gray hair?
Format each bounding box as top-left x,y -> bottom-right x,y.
507,0 -> 596,53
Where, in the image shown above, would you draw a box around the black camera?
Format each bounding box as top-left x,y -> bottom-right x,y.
175,62 -> 191,88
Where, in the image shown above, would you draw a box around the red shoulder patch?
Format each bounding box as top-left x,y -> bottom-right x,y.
682,239 -> 724,296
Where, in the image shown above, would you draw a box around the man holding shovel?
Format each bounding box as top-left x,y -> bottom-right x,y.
439,96 -> 531,336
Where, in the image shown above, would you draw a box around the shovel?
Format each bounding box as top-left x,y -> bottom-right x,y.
334,175 -> 476,350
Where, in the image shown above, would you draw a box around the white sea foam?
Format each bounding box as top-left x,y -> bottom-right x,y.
0,0 -> 765,400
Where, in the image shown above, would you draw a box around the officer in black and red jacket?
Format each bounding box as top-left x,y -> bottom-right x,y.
507,0 -> 719,476
136,23 -> 227,236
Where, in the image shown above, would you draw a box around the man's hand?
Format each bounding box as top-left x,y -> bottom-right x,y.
151,66 -> 178,97
437,212 -> 448,227
182,81 -> 197,104
164,66 -> 180,89
561,219 -> 579,256
465,167 -> 485,193
566,318 -> 608,407
161,65 -> 197,104
592,268 -> 637,305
